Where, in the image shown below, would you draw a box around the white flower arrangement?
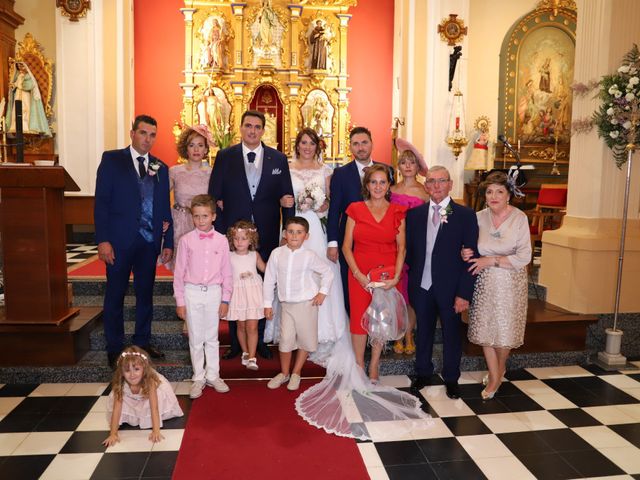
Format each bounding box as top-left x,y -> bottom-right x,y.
296,182 -> 326,215
593,44 -> 640,168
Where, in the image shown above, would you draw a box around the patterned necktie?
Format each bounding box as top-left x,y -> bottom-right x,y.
137,156 -> 146,178
199,232 -> 214,240
247,152 -> 256,164
432,204 -> 440,226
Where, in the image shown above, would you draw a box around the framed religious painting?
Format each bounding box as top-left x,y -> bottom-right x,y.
497,1 -> 576,167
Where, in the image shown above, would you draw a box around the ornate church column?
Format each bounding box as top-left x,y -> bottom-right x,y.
55,0 -> 133,194
540,0 -> 640,313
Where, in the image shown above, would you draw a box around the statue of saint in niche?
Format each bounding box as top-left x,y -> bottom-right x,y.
199,16 -> 227,70
250,0 -> 285,66
309,20 -> 328,70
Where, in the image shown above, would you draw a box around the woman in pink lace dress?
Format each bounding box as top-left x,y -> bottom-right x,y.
389,139 -> 429,355
168,125 -> 215,272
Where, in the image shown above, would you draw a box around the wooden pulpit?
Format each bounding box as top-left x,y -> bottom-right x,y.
0,165 -> 79,324
0,165 -> 101,365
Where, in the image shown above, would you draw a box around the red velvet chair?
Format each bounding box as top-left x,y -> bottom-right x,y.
527,184 -> 568,247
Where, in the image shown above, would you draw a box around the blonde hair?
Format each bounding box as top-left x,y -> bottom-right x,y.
110,346 -> 160,401
227,220 -> 259,251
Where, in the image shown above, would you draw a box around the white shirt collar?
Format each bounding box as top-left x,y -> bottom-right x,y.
242,143 -> 263,166
355,159 -> 374,177
130,146 -> 149,163
430,196 -> 451,209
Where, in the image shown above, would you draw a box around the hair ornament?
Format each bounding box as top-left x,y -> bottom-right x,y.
506,165 -> 526,198
190,124 -> 215,147
236,227 -> 257,233
120,351 -> 148,361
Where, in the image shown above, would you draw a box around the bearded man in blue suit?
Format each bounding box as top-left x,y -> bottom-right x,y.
406,165 -> 478,399
208,110 -> 294,359
94,115 -> 174,367
326,126 -> 389,312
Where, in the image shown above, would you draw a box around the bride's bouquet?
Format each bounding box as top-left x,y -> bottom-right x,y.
296,182 -> 326,213
296,183 -> 328,231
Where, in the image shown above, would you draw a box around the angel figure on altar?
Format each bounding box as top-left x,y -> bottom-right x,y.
5,61 -> 51,136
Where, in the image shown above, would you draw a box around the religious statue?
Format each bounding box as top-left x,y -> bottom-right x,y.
263,112 -> 278,148
196,84 -> 232,147
5,61 -> 51,136
309,20 -> 328,70
249,0 -> 285,66
448,45 -> 462,91
254,0 -> 277,49
199,16 -> 227,70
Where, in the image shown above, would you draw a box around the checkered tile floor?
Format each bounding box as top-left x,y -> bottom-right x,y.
66,244 -> 98,266
1,363 -> 639,479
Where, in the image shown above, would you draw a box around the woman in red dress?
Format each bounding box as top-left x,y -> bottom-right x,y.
342,164 -> 407,382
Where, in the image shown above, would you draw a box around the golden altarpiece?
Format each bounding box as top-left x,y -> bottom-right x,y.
177,0 -> 356,164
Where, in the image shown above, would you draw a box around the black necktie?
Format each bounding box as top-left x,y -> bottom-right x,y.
247,152 -> 256,164
137,156 -> 146,178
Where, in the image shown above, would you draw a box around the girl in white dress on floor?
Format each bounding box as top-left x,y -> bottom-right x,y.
226,220 -> 266,370
103,346 -> 183,446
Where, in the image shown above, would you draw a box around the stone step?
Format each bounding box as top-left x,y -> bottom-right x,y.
71,279 -> 174,297
74,296 -> 177,322
88,320 -> 445,351
71,279 -> 545,301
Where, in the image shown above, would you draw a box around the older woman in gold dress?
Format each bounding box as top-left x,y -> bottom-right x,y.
462,171 -> 532,399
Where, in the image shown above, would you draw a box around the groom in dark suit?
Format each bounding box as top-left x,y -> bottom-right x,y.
94,114 -> 174,367
208,110 -> 294,359
406,165 -> 478,399
326,126 -> 387,311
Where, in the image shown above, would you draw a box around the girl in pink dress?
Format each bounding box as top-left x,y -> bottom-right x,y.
226,220 -> 266,370
103,346 -> 183,447
390,140 -> 429,355
168,125 -> 214,271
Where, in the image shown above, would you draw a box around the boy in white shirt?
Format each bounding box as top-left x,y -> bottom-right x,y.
264,217 -> 333,391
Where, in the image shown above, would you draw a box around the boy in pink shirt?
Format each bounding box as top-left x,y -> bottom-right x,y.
173,194 -> 233,399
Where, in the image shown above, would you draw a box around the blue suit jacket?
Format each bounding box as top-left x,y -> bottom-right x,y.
405,200 -> 479,304
327,160 -> 392,245
208,142 -> 294,260
94,147 -> 174,253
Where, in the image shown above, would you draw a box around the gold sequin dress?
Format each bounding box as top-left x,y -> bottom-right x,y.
468,207 -> 532,349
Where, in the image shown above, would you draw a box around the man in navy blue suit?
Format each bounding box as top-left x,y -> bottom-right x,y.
208,110 -> 294,359
94,115 -> 174,367
405,165 -> 478,399
326,126 -> 383,311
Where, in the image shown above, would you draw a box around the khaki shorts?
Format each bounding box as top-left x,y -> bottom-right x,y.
278,300 -> 318,353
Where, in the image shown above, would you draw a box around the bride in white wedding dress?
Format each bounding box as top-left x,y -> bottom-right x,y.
289,128 -> 430,440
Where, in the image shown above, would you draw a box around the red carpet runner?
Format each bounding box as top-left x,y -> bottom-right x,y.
173,380 -> 370,479
68,255 -> 173,278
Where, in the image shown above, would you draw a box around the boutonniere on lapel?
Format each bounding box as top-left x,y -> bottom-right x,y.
439,204 -> 453,224
148,159 -> 161,182
272,168 -> 282,175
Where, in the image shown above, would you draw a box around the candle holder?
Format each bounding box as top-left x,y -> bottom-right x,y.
446,90 -> 468,159
551,132 -> 561,175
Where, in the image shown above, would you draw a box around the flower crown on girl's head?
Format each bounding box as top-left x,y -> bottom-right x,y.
227,220 -> 260,251
120,351 -> 148,361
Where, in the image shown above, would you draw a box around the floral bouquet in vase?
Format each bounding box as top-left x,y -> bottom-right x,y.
593,44 -> 640,167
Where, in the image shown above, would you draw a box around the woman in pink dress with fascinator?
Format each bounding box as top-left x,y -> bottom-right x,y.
169,125 -> 216,270
390,138 -> 430,355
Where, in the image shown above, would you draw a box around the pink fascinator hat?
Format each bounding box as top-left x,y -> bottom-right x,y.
190,124 -> 216,148
395,137 -> 428,176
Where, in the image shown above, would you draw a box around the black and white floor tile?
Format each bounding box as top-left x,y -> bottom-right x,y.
1,363 -> 639,479
66,244 -> 98,266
